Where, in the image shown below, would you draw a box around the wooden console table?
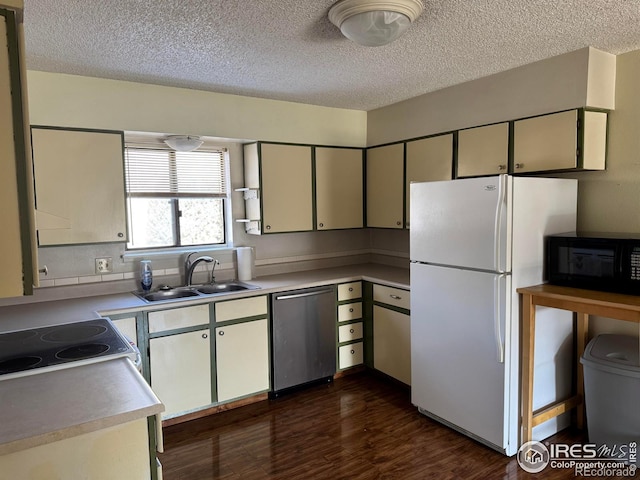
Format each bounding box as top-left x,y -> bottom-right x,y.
517,284 -> 640,444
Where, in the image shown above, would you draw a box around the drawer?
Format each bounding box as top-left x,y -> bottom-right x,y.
338,322 -> 363,343
339,342 -> 363,369
148,304 -> 209,333
373,284 -> 410,310
337,281 -> 362,301
214,295 -> 268,323
338,302 -> 362,322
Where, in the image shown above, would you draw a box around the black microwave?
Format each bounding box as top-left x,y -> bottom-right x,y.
546,232 -> 640,295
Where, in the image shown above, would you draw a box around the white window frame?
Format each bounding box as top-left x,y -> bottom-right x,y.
122,133 -> 233,258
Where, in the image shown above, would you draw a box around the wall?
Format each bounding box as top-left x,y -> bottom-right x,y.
561,49 -> 640,338
26,71 -> 367,147
367,47 -> 615,146
8,72 -> 371,304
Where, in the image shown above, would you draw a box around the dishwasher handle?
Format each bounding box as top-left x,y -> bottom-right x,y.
274,288 -> 334,301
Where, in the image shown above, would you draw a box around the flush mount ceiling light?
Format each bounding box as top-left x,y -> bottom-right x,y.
328,0 -> 424,47
164,135 -> 204,152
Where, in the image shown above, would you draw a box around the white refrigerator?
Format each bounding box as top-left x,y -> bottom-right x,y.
410,174 -> 577,456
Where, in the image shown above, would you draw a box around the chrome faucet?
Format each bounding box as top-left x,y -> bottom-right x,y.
184,253 -> 215,286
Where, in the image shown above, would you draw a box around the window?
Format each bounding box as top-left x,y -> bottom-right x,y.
124,140 -> 229,250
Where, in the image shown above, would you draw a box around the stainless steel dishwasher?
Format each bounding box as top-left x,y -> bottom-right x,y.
271,285 -> 336,396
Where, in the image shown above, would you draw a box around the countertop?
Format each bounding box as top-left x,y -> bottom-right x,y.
0,263 -> 409,455
0,357 -> 163,456
0,263 -> 410,332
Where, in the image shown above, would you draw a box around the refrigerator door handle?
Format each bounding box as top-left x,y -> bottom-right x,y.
493,175 -> 507,273
494,274 -> 506,363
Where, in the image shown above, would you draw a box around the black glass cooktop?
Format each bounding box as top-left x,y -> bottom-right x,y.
0,318 -> 133,377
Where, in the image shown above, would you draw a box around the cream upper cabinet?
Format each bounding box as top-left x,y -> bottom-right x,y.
242,142 -> 313,234
366,143 -> 404,229
405,134 -> 453,227
457,123 -> 509,178
0,7 -> 36,298
315,146 -> 363,230
31,127 -> 127,245
513,109 -> 607,173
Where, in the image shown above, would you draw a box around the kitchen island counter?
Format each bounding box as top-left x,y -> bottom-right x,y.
0,356 -> 163,456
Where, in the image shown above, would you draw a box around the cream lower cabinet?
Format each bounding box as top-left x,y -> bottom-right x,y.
215,319 -> 269,402
214,295 -> 269,403
111,315 -> 138,346
337,281 -> 364,370
315,146 -> 363,230
31,126 -> 127,245
149,329 -> 211,419
0,418 -> 151,480
405,134 -> 453,227
372,285 -> 411,385
457,122 -> 509,178
148,304 -> 211,419
366,143 -> 404,229
513,109 -> 607,173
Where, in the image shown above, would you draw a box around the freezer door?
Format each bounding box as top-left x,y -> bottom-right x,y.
410,263 -> 511,451
410,175 -> 509,272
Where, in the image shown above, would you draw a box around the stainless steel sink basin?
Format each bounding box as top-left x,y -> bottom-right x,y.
140,288 -> 199,302
195,283 -> 252,295
136,282 -> 260,302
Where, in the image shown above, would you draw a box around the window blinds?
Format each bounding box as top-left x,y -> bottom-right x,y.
124,147 -> 227,198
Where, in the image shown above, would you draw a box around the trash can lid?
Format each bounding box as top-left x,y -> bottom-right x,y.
581,334 -> 640,374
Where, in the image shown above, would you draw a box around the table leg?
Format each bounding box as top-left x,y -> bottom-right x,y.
521,293 -> 536,445
576,312 -> 589,429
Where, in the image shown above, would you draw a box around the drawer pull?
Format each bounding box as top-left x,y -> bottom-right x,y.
350,349 -> 355,355
390,294 -> 402,300
350,328 -> 354,333
348,287 -> 353,292
349,308 -> 354,313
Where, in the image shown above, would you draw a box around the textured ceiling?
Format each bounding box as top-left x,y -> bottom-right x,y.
22,0 -> 640,111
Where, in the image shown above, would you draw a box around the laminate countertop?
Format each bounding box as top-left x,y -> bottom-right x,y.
0,263 -> 409,455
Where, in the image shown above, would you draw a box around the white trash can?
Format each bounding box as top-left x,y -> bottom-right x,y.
580,334 -> 640,451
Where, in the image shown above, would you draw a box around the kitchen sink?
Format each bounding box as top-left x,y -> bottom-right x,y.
139,288 -> 200,302
136,282 -> 260,303
195,283 -> 253,295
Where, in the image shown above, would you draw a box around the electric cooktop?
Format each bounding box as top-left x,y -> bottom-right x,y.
0,318 -> 135,380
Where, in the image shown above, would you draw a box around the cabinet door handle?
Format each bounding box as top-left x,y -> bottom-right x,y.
515,163 -> 524,169
319,222 -> 324,228
396,221 -> 402,226
216,331 -> 223,337
390,294 -> 402,300
498,164 -> 506,170
266,225 -> 272,230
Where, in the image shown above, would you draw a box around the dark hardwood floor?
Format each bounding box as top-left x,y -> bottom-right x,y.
158,372 -> 615,479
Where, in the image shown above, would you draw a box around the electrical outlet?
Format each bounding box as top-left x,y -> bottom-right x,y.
95,257 -> 113,274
